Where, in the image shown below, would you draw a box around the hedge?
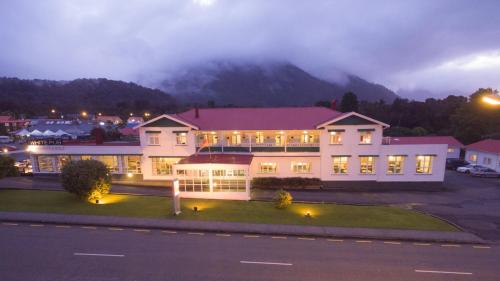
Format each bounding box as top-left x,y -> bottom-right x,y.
252,177 -> 322,190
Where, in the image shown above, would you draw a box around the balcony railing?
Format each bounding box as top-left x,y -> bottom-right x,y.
195,140 -> 320,153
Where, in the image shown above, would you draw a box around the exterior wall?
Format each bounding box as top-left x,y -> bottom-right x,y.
250,154 -> 321,179
447,146 -> 461,159
465,149 -> 500,172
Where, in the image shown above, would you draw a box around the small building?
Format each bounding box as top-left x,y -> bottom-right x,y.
127,116 -> 144,124
0,115 -> 31,133
386,136 -> 463,159
465,139 -> 500,172
96,115 -> 122,125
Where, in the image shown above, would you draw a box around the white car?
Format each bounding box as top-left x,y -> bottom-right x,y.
456,164 -> 486,174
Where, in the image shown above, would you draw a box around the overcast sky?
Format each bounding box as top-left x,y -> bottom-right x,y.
1,0 -> 500,99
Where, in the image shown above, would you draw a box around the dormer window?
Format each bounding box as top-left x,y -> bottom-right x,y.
231,131 -> 241,145
329,129 -> 344,144
145,131 -> 160,146
358,129 -> 373,144
174,131 -> 188,145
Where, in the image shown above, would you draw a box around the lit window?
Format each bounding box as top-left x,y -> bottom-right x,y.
259,162 -> 277,174
94,156 -> 119,173
81,155 -> 92,160
255,132 -> 264,144
152,158 -> 179,175
125,156 -> 141,174
176,132 -> 187,145
329,131 -> 342,144
37,156 -> 55,172
416,155 -> 433,174
360,156 -> 376,174
332,156 -> 348,174
148,134 -> 160,145
447,148 -> 454,153
291,162 -> 311,174
231,132 -> 241,145
359,131 -> 372,144
387,155 -> 405,174
483,157 -> 492,165
275,133 -> 285,146
469,154 -> 477,162
301,131 -> 315,143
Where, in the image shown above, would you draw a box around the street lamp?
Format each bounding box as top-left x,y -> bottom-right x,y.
51,109 -> 56,114
482,95 -> 500,105
81,111 -> 88,117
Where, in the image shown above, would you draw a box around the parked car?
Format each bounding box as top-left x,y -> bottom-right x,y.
471,168 -> 500,178
0,136 -> 13,144
446,158 -> 469,170
456,164 -> 486,173
1,145 -> 17,153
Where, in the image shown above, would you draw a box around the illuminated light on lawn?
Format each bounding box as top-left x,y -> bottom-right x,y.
305,211 -> 312,218
193,206 -> 199,212
2,148 -> 7,153
127,172 -> 133,178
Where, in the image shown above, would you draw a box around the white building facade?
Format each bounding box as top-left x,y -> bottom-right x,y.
30,107 -> 448,200
465,139 -> 500,172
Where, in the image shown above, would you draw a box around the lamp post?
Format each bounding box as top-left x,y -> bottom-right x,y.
482,95 -> 500,105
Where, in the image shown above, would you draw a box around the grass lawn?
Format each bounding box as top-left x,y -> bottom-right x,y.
0,189 -> 457,231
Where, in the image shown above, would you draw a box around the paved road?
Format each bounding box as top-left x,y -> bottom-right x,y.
1,222 -> 498,281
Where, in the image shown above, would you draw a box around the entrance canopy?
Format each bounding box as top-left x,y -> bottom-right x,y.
177,153 -> 253,165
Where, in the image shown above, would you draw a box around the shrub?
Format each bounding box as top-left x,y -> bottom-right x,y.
274,189 -> 293,209
0,155 -> 19,179
252,177 -> 322,190
61,160 -> 111,202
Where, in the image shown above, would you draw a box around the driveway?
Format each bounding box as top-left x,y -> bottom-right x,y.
1,171 -> 499,241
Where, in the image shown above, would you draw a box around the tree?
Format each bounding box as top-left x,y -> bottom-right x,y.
61,160 -> 111,202
0,155 -> 19,179
340,92 -> 359,112
274,189 -> 293,209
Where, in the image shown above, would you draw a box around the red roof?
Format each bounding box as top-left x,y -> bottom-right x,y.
62,140 -> 140,146
171,107 -> 343,130
466,139 -> 500,154
388,136 -> 463,147
178,153 -> 253,165
0,116 -> 14,122
119,127 -> 139,136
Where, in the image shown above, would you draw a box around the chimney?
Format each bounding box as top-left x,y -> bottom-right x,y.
331,99 -> 337,111
195,106 -> 199,118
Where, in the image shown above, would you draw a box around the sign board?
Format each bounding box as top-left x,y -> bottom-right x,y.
172,179 -> 181,215
28,138 -> 63,146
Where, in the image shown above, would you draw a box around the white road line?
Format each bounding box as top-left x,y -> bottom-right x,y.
240,260 -> 292,266
133,229 -> 150,232
271,236 -> 287,239
327,239 -> 344,242
74,252 -> 124,257
187,232 -> 204,235
162,230 -> 177,234
30,224 -> 44,227
413,243 -> 431,246
81,226 -> 97,229
244,235 -> 260,238
216,233 -> 231,237
55,225 -> 71,228
441,244 -> 460,247
2,222 -> 19,226
415,269 -> 472,275
383,241 -> 401,245
473,245 -> 491,249
298,237 -> 315,241
108,227 -> 124,231
355,240 -> 372,243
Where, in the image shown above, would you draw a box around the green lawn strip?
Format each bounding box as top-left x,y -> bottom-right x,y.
0,190 -> 457,231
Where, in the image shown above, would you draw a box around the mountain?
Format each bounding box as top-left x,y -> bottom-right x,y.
0,78 -> 177,116
161,62 -> 398,106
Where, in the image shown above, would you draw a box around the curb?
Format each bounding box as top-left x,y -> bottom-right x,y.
0,212 -> 487,245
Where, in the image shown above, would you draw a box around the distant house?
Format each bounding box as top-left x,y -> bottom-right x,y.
387,136 -> 463,159
97,115 -> 122,125
127,116 -> 144,124
0,115 -> 31,134
465,139 -> 500,172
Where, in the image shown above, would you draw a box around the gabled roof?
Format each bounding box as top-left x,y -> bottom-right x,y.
0,115 -> 14,122
134,114 -> 199,130
177,153 -> 253,165
315,112 -> 389,128
466,139 -> 500,154
388,136 -> 463,147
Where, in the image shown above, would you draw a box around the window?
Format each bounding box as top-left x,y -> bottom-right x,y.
360,156 -> 376,174
275,134 -> 285,146
125,156 -> 141,174
231,132 -> 241,145
56,156 -> 71,172
447,148 -> 454,153
387,155 -> 405,174
255,132 -> 264,144
148,134 -> 160,145
152,158 -> 179,175
213,179 -> 246,192
37,156 -> 55,172
202,133 -> 218,145
176,169 -> 210,192
332,156 -> 348,174
329,131 -> 342,144
259,162 -> 277,174
81,155 -> 92,160
469,154 -> 477,162
175,132 -> 187,145
359,131 -> 372,144
300,132 -> 315,143
292,161 -> 311,174
95,156 -> 119,173
416,155 -> 433,174
483,157 -> 492,165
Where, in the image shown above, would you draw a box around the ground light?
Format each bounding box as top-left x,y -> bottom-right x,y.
193,206 -> 199,212
127,172 -> 133,178
305,211 -> 311,218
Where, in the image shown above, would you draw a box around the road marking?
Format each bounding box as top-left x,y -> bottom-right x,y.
2,222 -> 19,226
415,269 -> 472,275
383,241 -> 401,245
108,227 -> 124,231
30,224 -> 44,227
271,236 -> 287,239
441,244 -> 460,248
216,233 -> 231,237
472,245 -> 490,249
298,237 -> 315,241
356,240 -> 372,243
187,232 -> 204,235
327,239 -> 344,242
244,235 -> 260,238
162,230 -> 177,234
133,229 -> 150,233
413,243 -> 431,246
240,260 -> 292,266
81,226 -> 97,229
55,225 -> 71,228
74,252 -> 125,258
